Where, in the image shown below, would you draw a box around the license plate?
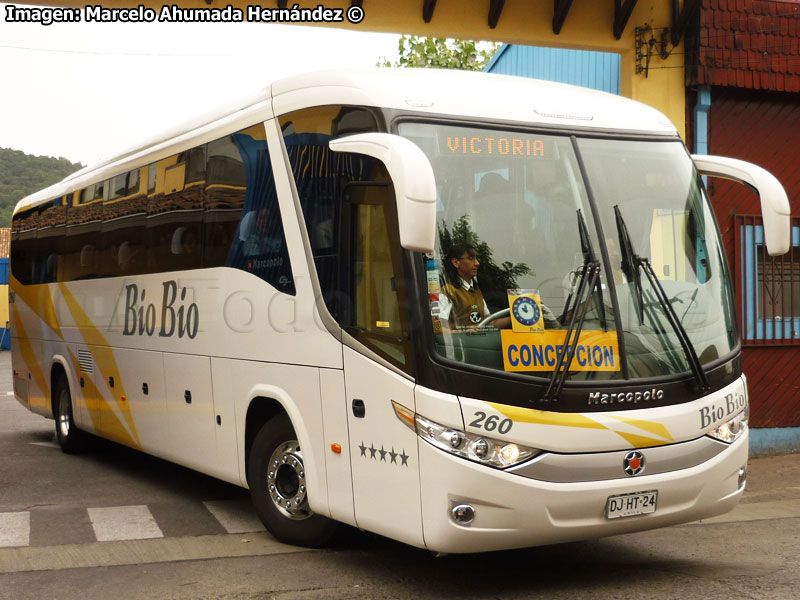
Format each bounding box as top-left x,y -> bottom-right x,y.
606,490 -> 658,519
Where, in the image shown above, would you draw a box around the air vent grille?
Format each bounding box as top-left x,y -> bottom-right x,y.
77,350 -> 94,374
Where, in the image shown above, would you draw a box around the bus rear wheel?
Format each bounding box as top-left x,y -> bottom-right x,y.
53,375 -> 87,454
248,414 -> 338,547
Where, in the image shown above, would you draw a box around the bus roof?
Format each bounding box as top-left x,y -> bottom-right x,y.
14,68 -> 678,214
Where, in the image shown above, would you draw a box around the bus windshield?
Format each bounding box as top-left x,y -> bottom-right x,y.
398,122 -> 738,382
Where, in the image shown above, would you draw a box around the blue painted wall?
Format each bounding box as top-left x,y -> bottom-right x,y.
0,258 -> 8,350
750,428 -> 800,457
485,44 -> 621,95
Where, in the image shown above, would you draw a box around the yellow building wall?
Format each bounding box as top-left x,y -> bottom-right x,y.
12,0 -> 687,136
0,284 -> 8,326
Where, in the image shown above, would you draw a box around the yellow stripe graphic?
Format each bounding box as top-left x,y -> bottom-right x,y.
10,276 -> 63,340
613,431 -> 673,449
58,283 -> 141,449
486,402 -> 675,449
66,348 -> 139,448
606,414 -> 674,442
11,309 -> 49,413
487,403 -> 609,430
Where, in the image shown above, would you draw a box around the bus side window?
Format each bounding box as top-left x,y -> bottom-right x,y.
65,184 -> 103,280
36,198 -> 66,283
204,134 -> 246,268
279,105 -> 380,304
221,126 -> 295,295
146,147 -> 205,273
104,169 -> 146,276
10,206 -> 39,285
340,181 -> 413,371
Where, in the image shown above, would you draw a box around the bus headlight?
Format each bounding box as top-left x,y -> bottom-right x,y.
393,401 -> 538,469
706,406 -> 749,444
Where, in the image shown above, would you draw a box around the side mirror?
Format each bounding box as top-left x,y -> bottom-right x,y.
329,133 -> 436,253
692,154 -> 791,256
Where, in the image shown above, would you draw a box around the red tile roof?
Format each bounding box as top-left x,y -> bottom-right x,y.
693,0 -> 800,91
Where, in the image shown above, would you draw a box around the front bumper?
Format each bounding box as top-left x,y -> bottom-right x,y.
419,430 -> 748,553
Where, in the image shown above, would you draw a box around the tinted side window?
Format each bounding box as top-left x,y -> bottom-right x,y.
37,198 -> 67,283
65,186 -> 103,280
104,168 -> 147,276
147,151 -> 203,272
279,106 -> 379,311
11,207 -> 39,284
204,134 -> 246,268
218,124 -> 294,295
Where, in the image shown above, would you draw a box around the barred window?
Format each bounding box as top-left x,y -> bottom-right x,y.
737,215 -> 800,344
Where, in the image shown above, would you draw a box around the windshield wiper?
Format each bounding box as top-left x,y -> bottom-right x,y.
613,206 -> 710,392
560,209 -> 607,330
544,210 -> 602,402
614,205 -> 645,325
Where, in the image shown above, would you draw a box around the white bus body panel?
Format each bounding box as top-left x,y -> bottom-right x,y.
270,69 -> 677,136
211,358 -> 329,510
343,347 -> 424,548
419,427 -> 747,554
459,377 -> 749,453
319,368 -> 356,527
111,348 -> 166,455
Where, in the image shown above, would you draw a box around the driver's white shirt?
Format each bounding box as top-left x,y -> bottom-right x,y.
438,277 -> 490,321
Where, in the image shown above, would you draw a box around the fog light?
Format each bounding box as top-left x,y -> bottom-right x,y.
738,466 -> 747,489
451,504 -> 475,526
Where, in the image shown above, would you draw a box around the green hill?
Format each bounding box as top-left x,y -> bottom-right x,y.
0,147 -> 84,227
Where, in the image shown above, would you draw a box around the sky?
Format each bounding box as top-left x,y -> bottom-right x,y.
0,3 -> 401,165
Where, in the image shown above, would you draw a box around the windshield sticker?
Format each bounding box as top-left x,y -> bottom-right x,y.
507,289 -> 545,333
501,330 -> 621,372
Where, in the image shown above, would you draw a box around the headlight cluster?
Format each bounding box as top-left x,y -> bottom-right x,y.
706,405 -> 749,444
393,401 -> 538,469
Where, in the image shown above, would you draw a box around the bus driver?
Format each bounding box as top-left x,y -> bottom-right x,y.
439,242 -> 511,330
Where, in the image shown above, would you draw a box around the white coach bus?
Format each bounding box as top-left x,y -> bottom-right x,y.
10,69 -> 790,553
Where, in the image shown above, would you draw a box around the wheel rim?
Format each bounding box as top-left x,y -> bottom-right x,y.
57,388 -> 71,439
266,440 -> 311,520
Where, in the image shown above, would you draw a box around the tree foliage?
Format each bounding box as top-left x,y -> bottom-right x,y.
438,216 -> 531,310
0,148 -> 83,227
379,35 -> 499,71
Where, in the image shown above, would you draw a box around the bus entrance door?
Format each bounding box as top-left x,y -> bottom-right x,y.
344,347 -> 423,548
334,180 -> 423,546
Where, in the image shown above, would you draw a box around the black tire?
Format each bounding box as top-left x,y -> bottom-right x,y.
53,375 -> 87,454
248,413 -> 338,547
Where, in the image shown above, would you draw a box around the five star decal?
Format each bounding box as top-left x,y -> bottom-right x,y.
358,441 -> 410,467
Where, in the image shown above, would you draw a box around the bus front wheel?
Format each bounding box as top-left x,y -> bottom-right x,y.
53,375 -> 87,454
248,414 -> 338,547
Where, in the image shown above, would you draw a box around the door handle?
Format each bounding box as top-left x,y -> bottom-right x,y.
352,398 -> 365,418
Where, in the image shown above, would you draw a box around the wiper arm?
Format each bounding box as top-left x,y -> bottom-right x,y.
638,258 -> 709,391
543,258 -> 601,402
614,206 -> 710,392
544,209 -> 605,402
577,209 -> 607,331
614,205 -> 645,325
560,210 -> 607,329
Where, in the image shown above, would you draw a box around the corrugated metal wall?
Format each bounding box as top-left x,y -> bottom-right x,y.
709,87 -> 800,428
486,45 -> 621,94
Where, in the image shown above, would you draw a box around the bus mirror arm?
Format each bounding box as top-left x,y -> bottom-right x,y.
330,133 -> 437,253
692,154 -> 791,256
